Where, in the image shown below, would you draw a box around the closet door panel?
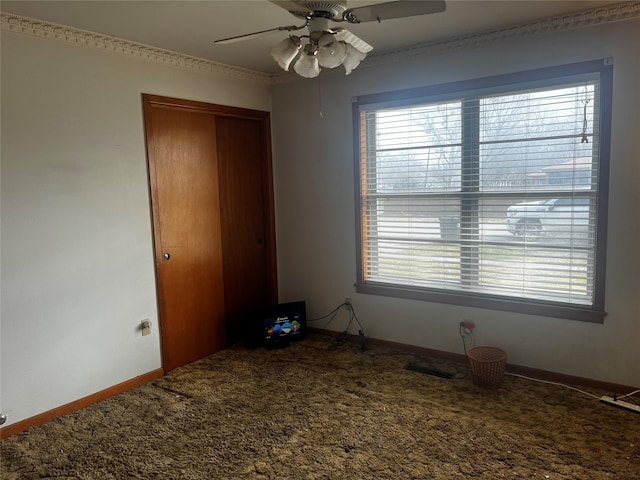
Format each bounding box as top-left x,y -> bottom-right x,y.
144,98 -> 226,371
217,116 -> 272,344
144,94 -> 277,363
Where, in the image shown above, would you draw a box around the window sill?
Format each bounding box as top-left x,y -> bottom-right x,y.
356,281 -> 606,323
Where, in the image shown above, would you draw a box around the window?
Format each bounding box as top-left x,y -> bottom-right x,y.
353,59 -> 612,322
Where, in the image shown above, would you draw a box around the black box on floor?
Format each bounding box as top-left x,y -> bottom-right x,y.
243,301 -> 307,349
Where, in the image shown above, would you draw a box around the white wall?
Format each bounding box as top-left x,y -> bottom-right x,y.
0,31 -> 271,426
272,19 -> 640,386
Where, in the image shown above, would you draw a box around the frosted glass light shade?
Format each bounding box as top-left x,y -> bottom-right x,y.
293,53 -> 320,78
270,36 -> 301,71
317,33 -> 347,69
342,43 -> 367,75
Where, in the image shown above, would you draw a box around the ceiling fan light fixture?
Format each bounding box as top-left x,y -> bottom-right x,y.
293,51 -> 320,78
222,0 -> 446,78
342,43 -> 367,75
317,33 -> 347,69
270,36 -> 302,71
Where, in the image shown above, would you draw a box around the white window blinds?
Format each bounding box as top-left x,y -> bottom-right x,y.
355,61 -> 611,321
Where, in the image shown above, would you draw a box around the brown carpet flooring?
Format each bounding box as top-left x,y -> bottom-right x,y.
1,334 -> 638,479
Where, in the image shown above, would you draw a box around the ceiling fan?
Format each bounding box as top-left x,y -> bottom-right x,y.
214,1 -> 446,78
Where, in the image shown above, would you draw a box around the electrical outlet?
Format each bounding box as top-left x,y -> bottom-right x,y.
460,320 -> 475,330
344,297 -> 352,305
141,319 -> 152,336
459,320 -> 475,336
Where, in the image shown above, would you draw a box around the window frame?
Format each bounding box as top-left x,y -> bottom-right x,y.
352,59 -> 613,323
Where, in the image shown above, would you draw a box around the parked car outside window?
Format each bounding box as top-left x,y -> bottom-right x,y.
506,198 -> 591,237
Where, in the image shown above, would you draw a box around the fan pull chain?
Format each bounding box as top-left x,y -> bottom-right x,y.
318,75 -> 323,118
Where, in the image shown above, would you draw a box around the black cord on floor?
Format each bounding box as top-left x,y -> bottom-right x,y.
309,301 -> 368,351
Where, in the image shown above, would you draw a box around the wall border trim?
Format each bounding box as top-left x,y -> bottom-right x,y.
310,328 -> 638,394
0,11 -> 271,84
365,1 -> 640,68
3,3 -> 639,85
272,1 -> 640,82
0,368 -> 164,439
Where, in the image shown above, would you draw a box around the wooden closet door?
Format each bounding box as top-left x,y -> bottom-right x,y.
144,100 -> 226,372
144,94 -> 278,370
217,116 -> 276,344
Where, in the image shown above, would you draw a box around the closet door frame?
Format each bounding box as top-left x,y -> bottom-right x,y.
143,94 -> 278,370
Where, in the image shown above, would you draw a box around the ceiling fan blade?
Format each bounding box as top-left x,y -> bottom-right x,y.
214,24 -> 306,44
344,0 -> 446,24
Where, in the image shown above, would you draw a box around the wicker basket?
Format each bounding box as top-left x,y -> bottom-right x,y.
467,346 -> 507,389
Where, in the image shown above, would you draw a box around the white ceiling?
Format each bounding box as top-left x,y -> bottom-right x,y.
1,0 -> 621,74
